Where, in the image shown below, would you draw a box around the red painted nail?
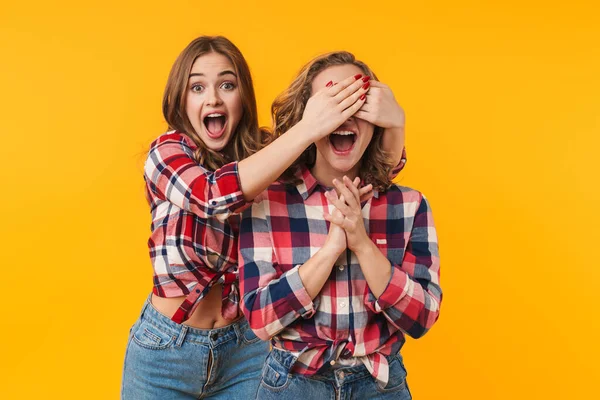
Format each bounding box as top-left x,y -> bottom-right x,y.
362,82 -> 370,90
354,74 -> 362,80
360,93 -> 366,100
362,76 -> 371,82
326,81 -> 333,87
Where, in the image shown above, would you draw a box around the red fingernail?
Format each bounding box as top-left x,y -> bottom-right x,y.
362,82 -> 370,90
354,74 -> 362,80
360,94 -> 366,100
362,76 -> 371,82
326,81 -> 333,87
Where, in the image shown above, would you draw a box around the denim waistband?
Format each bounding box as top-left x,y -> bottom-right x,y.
268,347 -> 401,385
137,294 -> 250,347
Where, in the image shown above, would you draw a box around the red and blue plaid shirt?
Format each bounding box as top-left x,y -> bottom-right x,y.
144,131 -> 248,323
238,165 -> 441,386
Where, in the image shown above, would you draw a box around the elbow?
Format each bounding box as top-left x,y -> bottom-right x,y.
244,315 -> 278,341
407,305 -> 441,339
241,299 -> 277,342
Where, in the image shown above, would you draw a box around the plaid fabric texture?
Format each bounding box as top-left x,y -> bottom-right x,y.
239,165 -> 441,386
144,131 -> 247,323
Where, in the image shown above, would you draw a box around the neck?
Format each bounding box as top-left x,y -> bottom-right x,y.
310,155 -> 361,190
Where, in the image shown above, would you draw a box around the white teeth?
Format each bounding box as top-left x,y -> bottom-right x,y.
331,131 -> 355,136
206,113 -> 225,118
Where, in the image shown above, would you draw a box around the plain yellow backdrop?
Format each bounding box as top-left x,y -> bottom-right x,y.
1,0 -> 598,398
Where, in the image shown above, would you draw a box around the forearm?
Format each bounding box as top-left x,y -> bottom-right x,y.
354,240 -> 393,298
241,246 -> 339,339
298,245 -> 341,299
377,270 -> 441,338
381,126 -> 405,167
238,120 -> 314,201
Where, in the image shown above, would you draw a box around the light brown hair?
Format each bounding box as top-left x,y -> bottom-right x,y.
271,51 -> 395,191
162,36 -> 270,170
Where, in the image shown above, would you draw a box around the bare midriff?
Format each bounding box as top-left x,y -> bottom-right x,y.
151,283 -> 240,329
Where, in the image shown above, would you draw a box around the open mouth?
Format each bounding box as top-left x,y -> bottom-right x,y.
328,130 -> 357,155
203,113 -> 227,139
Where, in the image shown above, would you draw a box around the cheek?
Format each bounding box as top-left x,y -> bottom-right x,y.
186,95 -> 202,118
226,92 -> 243,115
315,137 -> 329,153
358,120 -> 375,134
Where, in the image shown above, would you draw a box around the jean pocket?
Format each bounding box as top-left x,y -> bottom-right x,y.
131,320 -> 176,350
260,354 -> 291,391
240,325 -> 262,345
375,355 -> 409,394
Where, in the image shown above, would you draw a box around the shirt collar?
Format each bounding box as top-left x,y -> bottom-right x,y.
294,165 -> 380,200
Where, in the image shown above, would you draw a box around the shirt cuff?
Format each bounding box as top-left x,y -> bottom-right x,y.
367,263 -> 410,312
283,265 -> 318,319
195,161 -> 247,214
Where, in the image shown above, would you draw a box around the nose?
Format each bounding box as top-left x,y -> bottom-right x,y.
342,116 -> 355,126
205,86 -> 223,107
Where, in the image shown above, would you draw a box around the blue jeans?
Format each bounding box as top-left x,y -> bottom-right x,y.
122,296 -> 269,399
256,349 -> 412,400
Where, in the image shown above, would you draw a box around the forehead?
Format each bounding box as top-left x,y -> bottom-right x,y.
190,52 -> 234,76
311,64 -> 364,91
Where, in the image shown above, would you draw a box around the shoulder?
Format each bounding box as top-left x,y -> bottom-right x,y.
150,130 -> 196,150
252,181 -> 289,204
381,184 -> 433,214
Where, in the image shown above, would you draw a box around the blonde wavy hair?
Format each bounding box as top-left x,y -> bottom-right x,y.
272,51 -> 395,191
162,36 -> 271,170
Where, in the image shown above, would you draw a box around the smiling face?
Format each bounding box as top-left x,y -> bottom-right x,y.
310,64 -> 375,178
185,52 -> 243,151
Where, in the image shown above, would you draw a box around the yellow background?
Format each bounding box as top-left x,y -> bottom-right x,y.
1,0 -> 598,398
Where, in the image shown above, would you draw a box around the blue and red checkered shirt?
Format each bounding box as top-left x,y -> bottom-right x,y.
238,165 -> 441,386
144,131 -> 248,323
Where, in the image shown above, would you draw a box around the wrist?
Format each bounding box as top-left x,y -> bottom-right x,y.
321,241 -> 345,259
351,236 -> 375,258
298,118 -> 325,142
386,124 -> 405,134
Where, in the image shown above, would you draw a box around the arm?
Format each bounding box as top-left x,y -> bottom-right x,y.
362,194 -> 441,339
144,132 -> 246,218
146,75 -> 370,218
326,177 -> 441,338
237,74 -> 370,201
354,80 -> 407,179
238,200 -> 346,340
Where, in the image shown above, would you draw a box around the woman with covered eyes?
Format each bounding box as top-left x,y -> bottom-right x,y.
121,36 -> 406,399
238,51 -> 441,399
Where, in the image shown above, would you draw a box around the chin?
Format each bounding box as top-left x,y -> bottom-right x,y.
329,159 -> 358,173
200,132 -> 232,152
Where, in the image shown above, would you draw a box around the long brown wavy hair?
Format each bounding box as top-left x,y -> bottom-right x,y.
272,52 -> 395,192
162,36 -> 270,170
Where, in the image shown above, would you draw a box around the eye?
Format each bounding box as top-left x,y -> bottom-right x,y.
190,84 -> 204,93
220,82 -> 236,91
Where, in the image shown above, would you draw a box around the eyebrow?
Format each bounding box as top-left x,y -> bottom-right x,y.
189,70 -> 237,78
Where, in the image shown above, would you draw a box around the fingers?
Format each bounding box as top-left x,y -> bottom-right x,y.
338,84 -> 369,111
326,74 -> 363,97
353,110 -> 374,123
323,211 -> 345,227
342,176 -> 361,204
358,183 -> 373,198
330,192 -> 353,216
340,94 -> 367,120
359,190 -> 374,203
333,75 -> 370,103
366,80 -> 388,89
332,178 -> 359,210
